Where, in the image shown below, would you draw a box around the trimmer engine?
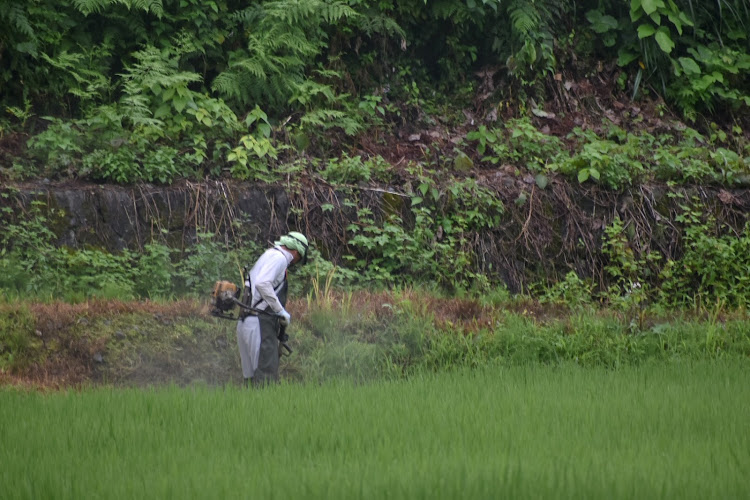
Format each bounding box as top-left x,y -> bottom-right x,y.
211,280 -> 240,318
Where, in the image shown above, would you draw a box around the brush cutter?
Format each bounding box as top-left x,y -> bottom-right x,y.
210,280 -> 293,355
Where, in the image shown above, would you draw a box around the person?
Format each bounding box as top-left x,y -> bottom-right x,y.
236,231 -> 308,387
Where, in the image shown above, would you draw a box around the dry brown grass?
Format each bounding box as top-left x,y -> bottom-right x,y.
2,299 -> 206,389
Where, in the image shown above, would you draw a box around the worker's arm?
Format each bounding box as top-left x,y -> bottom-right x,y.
251,249 -> 289,314
255,281 -> 284,313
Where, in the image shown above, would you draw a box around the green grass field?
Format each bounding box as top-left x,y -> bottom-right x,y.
1,361 -> 748,499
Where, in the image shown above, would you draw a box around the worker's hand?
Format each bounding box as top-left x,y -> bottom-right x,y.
277,309 -> 291,326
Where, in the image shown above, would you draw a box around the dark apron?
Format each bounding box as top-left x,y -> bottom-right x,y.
253,280 -> 287,386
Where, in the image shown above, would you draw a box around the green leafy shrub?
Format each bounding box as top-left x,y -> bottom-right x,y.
173,232 -> 263,297
320,154 -> 392,185
466,118 -> 563,171
346,176 -> 503,289
133,243 -> 174,299
659,202 -> 750,309
549,128 -> 647,189
538,271 -> 594,310
585,1 -> 749,119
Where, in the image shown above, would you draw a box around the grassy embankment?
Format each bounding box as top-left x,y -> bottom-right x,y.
1,289 -> 750,387
1,361 -> 748,499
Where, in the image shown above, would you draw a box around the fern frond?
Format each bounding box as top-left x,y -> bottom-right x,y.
0,2 -> 35,39
71,0 -> 109,15
508,0 -> 541,36
72,0 -> 163,17
119,93 -> 164,128
322,3 -> 358,23
300,108 -> 362,135
265,0 -> 318,24
119,45 -> 202,103
232,4 -> 264,25
290,80 -> 336,106
263,0 -> 357,25
211,72 -> 242,100
355,13 -> 406,39
231,58 -> 269,80
127,0 -> 164,18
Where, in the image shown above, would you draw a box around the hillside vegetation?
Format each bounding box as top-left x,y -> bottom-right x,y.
1,0 -> 748,185
2,1 -> 750,318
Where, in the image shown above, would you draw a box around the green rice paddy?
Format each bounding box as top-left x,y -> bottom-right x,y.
1,360 -> 748,499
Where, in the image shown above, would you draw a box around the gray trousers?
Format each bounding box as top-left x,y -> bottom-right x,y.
253,313 -> 280,386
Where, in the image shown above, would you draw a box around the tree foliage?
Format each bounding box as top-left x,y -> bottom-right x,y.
0,0 -> 748,184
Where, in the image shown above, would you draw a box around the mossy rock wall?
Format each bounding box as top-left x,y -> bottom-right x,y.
2,181 -> 289,251
3,179 -> 750,291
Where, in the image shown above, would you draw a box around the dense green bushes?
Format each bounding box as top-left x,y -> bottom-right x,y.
1,0 -> 748,185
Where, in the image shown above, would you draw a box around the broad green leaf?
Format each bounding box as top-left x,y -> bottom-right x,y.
641,0 -> 657,15
15,42 -> 37,55
617,49 -> 639,66
590,168 -> 601,180
172,96 -> 188,113
535,174 -> 549,190
630,0 -> 642,19
654,28 -> 675,53
154,104 -> 171,119
649,12 -> 661,25
667,12 -> 683,35
258,123 -> 271,138
638,24 -> 656,38
586,10 -> 618,33
678,57 -> 700,75
578,169 -> 590,183
679,11 -> 694,27
411,197 -> 423,206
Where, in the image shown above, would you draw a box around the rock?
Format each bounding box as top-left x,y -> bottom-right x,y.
93,352 -> 104,364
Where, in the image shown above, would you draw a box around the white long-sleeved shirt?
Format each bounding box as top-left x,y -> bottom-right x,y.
249,246 -> 293,313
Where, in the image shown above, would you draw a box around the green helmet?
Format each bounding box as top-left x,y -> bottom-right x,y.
276,231 -> 309,264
